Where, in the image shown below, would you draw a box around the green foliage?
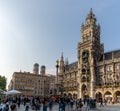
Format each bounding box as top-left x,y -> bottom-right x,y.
0,75 -> 7,90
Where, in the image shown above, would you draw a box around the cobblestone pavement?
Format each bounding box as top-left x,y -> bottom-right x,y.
16,104 -> 120,111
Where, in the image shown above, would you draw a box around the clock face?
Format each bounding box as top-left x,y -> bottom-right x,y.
82,50 -> 89,63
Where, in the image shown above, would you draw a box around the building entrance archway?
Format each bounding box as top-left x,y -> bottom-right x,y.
95,92 -> 102,102
81,84 -> 89,99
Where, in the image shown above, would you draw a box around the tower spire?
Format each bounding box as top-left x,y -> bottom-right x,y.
90,8 -> 93,14
86,8 -> 96,25
61,52 -> 64,60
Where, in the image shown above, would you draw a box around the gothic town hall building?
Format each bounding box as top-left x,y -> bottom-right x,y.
56,9 -> 120,102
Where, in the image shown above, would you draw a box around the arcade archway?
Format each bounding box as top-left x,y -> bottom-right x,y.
68,93 -> 72,98
114,91 -> 120,103
104,91 -> 112,103
63,93 -> 67,97
73,93 -> 77,99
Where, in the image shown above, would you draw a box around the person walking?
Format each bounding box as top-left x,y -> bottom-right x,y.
85,97 -> 90,111
100,98 -> 104,107
4,103 -> 9,111
70,98 -> 74,110
17,96 -> 21,108
104,99 -> 107,106
10,104 -> 17,111
58,98 -> 63,111
35,100 -> 40,111
25,98 -> 30,111
42,97 -> 48,111
79,98 -> 83,111
48,97 -> 54,111
61,99 -> 66,111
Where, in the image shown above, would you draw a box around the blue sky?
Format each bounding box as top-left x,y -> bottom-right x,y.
0,0 -> 120,86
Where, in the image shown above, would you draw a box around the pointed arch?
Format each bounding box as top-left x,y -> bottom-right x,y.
81,84 -> 89,99
95,92 -> 102,102
104,91 -> 112,102
81,84 -> 87,91
104,91 -> 112,95
114,90 -> 120,103
81,76 -> 87,82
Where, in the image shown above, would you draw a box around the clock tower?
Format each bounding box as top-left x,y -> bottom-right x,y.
77,9 -> 104,99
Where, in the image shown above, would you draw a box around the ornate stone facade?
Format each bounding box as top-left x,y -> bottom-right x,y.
56,9 -> 120,102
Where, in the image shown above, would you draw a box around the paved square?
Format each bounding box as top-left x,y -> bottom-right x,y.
16,104 -> 120,111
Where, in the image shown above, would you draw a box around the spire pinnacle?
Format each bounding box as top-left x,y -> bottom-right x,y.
65,57 -> 69,65
61,52 -> 63,59
90,8 -> 93,14
86,8 -> 95,19
86,8 -> 96,25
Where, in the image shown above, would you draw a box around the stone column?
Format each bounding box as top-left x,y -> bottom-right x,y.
77,65 -> 82,99
56,60 -> 59,84
77,83 -> 82,99
55,60 -> 60,95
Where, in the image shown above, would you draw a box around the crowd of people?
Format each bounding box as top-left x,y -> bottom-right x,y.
0,95 -> 96,111
2,95 -> 118,111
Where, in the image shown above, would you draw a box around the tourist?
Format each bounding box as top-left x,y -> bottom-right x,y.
17,96 -> 21,108
100,98 -> 104,107
70,98 -> 74,109
112,98 -> 115,104
10,104 -> 17,111
25,98 -> 30,111
85,97 -> 90,111
42,97 -> 48,111
4,103 -> 9,111
48,97 -> 54,111
79,99 -> 83,111
104,99 -> 107,106
58,98 -> 63,111
35,99 -> 41,111
66,97 -> 70,110
61,99 -> 66,111
31,97 -> 35,110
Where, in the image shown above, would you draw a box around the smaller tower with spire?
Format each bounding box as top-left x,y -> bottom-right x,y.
59,53 -> 65,74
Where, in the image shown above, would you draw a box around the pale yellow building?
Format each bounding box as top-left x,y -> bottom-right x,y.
8,64 -> 55,96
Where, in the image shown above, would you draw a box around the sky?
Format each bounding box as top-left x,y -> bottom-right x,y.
0,0 -> 120,87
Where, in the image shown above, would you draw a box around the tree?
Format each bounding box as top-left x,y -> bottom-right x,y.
0,75 -> 7,90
